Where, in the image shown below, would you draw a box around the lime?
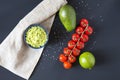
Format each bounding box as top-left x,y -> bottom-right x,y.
79,52 -> 95,70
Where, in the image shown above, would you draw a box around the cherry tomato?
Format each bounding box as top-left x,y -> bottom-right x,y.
77,41 -> 84,49
59,54 -> 67,63
72,33 -> 80,42
72,48 -> 80,56
63,47 -> 71,56
68,55 -> 76,63
63,61 -> 72,69
80,34 -> 89,42
80,18 -> 89,28
68,40 -> 76,49
76,26 -> 84,35
85,26 -> 93,35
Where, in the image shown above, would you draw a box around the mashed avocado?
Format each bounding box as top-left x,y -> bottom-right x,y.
25,26 -> 47,48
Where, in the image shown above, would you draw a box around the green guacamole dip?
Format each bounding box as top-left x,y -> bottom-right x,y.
25,26 -> 47,48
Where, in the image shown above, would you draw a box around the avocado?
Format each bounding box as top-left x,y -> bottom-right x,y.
59,4 -> 76,32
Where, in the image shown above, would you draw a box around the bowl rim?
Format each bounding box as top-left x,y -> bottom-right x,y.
23,24 -> 49,49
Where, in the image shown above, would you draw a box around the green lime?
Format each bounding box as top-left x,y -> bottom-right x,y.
79,52 -> 95,70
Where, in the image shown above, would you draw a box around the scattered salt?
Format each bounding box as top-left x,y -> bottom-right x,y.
61,42 -> 64,45
84,5 -> 87,7
45,55 -> 48,57
84,3 -> 88,7
89,41 -> 97,50
89,16 -> 94,20
93,41 -> 97,46
90,47 -> 94,50
88,7 -> 91,10
86,3 -> 88,6
93,32 -> 96,34
101,19 -> 104,22
100,16 -> 102,18
81,0 -> 84,3
97,3 -> 100,7
54,32 -> 56,35
52,56 -> 55,58
75,7 -> 78,9
42,53 -> 45,56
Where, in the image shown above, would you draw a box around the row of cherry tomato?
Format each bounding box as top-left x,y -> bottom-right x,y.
59,18 -> 93,69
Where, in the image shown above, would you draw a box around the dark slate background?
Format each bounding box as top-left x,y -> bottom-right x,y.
0,0 -> 120,80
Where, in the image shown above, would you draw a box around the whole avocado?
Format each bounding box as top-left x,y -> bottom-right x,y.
59,4 -> 76,32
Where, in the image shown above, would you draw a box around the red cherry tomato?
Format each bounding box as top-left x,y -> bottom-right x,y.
80,34 -> 89,42
63,61 -> 72,69
80,18 -> 89,28
85,26 -> 93,35
68,55 -> 76,63
72,48 -> 80,56
59,54 -> 67,63
68,40 -> 76,49
72,33 -> 80,42
63,47 -> 71,56
76,26 -> 84,35
77,41 -> 84,49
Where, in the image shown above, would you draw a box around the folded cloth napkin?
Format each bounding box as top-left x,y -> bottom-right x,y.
0,0 -> 67,79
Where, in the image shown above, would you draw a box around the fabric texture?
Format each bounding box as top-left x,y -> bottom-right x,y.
0,0 -> 67,79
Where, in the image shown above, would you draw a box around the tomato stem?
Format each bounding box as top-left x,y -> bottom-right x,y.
69,24 -> 89,56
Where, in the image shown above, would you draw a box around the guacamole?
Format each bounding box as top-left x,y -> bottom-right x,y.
25,26 -> 47,48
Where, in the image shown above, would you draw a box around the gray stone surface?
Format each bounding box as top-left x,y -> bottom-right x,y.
0,0 -> 120,80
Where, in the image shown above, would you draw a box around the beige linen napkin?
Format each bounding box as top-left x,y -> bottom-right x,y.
0,0 -> 67,79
